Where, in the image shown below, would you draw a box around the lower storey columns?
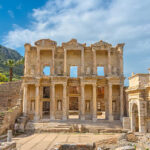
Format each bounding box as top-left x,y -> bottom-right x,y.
92,83 -> 97,122
120,84 -> 124,120
62,83 -> 67,120
108,83 -> 113,121
23,84 -> 28,116
50,83 -> 55,120
34,84 -> 40,121
81,84 -> 85,120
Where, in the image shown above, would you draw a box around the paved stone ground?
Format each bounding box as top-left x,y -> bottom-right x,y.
13,133 -> 121,150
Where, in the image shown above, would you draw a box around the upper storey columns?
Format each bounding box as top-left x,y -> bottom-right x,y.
92,48 -> 97,75
37,47 -> 55,76
63,47 -> 85,76
24,44 -> 31,76
108,48 -> 112,76
81,48 -> 84,76
51,49 -> 55,76
37,48 -> 41,76
64,49 -> 67,76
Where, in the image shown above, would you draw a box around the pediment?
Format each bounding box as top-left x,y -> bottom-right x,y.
91,40 -> 112,49
35,39 -> 57,47
62,39 -> 86,49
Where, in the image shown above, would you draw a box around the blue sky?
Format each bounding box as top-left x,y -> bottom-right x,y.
0,0 -> 150,84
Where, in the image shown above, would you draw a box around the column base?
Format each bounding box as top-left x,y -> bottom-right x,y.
80,115 -> 85,121
108,115 -> 114,121
120,115 -> 123,122
92,116 -> 97,122
62,116 -> 67,121
34,115 -> 40,122
50,116 -> 55,121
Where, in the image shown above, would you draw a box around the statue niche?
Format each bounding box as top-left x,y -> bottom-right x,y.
86,67 -> 91,75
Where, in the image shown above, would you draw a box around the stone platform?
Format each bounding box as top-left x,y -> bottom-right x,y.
25,119 -> 128,133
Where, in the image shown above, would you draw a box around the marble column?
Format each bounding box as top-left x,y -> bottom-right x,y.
52,49 -> 55,76
92,83 -> 97,122
120,84 -> 124,120
64,49 -> 67,76
24,44 -> 30,75
92,48 -> 97,75
50,83 -> 55,120
108,83 -> 113,121
81,48 -> 84,76
34,84 -> 40,121
81,83 -> 85,120
108,49 -> 111,76
62,83 -> 67,120
104,85 -> 108,119
23,84 -> 28,116
120,52 -> 123,76
37,48 -> 41,76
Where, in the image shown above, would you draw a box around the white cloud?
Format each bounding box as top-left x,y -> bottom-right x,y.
8,10 -> 14,18
3,0 -> 150,83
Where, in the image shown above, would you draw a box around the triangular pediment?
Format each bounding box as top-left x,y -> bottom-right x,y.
62,39 -> 86,49
35,39 -> 57,47
91,40 -> 112,49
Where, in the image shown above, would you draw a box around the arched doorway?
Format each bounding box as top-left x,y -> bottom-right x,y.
132,104 -> 139,132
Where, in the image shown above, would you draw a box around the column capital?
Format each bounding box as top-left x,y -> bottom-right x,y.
92,83 -> 97,87
23,84 -> 28,88
92,47 -> 96,52
63,83 -> 67,87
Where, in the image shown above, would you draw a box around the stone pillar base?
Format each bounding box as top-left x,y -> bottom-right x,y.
92,116 -> 97,122
50,116 -> 55,121
62,116 -> 67,121
139,126 -> 146,133
80,115 -> 85,121
34,115 -> 40,122
108,115 -> 114,121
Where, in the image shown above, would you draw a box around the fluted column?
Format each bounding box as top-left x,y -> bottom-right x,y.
81,48 -> 84,76
92,48 -> 96,75
50,83 -> 55,120
34,83 -> 40,121
63,83 -> 67,120
108,83 -> 113,121
52,49 -> 55,76
37,48 -> 41,75
92,83 -> 97,122
108,49 -> 111,76
64,49 -> 67,76
23,84 -> 28,116
81,83 -> 85,120
120,84 -> 124,120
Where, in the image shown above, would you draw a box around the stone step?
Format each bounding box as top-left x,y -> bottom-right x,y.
33,127 -> 71,133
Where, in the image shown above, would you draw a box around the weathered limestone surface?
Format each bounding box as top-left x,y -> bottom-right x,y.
23,39 -> 125,122
126,69 -> 150,133
0,81 -> 22,110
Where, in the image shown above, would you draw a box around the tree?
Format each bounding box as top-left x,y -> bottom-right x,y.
4,58 -> 24,82
0,73 -> 8,82
4,59 -> 16,81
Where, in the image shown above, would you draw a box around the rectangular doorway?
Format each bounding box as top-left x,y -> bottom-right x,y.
69,97 -> 79,119
42,101 -> 50,118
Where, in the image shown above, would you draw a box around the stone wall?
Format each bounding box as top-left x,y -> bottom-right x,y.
0,81 -> 22,111
0,105 -> 22,135
0,81 -> 23,135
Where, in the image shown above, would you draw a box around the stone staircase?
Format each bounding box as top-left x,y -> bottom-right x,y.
25,120 -> 128,133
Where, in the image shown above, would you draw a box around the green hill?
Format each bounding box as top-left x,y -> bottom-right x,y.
0,45 -> 24,80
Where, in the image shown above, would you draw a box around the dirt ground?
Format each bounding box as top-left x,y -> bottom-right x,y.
13,133 -> 121,150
